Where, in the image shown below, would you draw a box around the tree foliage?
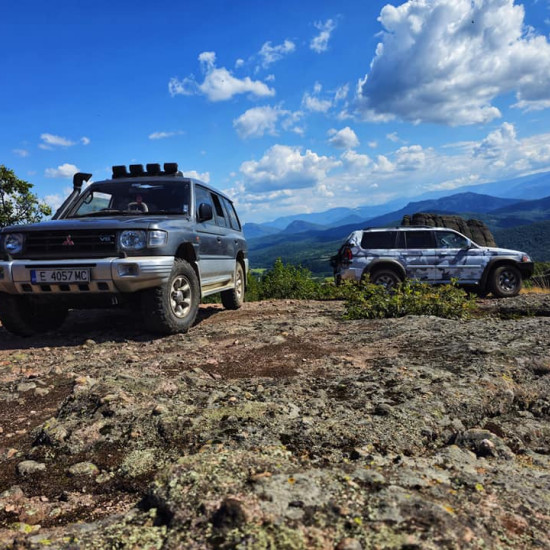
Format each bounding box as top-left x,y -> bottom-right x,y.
0,165 -> 51,227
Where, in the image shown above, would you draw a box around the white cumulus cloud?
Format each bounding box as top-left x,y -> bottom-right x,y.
183,170 -> 210,183
169,51 -> 275,102
328,127 -> 360,149
233,105 -> 302,139
45,163 -> 80,178
259,40 -> 295,68
357,0 -> 550,125
240,144 -> 340,192
310,19 -> 336,53
39,134 -> 76,149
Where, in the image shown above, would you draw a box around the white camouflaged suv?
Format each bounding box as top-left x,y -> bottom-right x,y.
332,226 -> 534,297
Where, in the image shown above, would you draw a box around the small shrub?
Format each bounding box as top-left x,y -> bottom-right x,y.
344,279 -> 477,320
255,258 -> 320,300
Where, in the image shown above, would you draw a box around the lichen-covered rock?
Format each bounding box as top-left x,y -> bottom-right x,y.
0,298 -> 549,548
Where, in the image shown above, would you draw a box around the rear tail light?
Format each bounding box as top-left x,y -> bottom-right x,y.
343,247 -> 353,261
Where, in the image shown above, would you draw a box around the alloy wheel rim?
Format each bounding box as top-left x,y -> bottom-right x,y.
499,270 -> 518,292
170,276 -> 191,318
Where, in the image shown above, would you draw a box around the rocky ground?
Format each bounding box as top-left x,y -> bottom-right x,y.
0,294 -> 549,549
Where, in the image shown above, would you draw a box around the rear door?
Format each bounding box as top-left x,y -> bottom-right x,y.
402,230 -> 436,281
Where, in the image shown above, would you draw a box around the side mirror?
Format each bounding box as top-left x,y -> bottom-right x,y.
198,202 -> 213,223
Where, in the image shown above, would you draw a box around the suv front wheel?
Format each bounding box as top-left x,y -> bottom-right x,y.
0,295 -> 67,337
490,265 -> 522,298
141,259 -> 200,334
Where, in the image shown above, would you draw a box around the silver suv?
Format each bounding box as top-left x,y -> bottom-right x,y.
332,226 -> 533,297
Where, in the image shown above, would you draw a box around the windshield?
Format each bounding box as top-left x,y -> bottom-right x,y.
67,181 -> 191,218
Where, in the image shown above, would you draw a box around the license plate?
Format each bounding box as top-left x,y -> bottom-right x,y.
31,269 -> 91,284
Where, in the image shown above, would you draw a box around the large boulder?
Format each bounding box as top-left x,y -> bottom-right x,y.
401,213 -> 496,247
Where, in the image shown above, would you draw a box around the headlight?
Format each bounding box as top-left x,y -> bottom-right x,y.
119,230 -> 146,250
4,233 -> 24,254
148,230 -> 168,248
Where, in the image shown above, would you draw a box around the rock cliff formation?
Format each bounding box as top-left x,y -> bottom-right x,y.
402,213 -> 497,246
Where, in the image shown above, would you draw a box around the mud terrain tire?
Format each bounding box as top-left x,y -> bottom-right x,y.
141,259 -> 199,334
221,262 -> 245,310
0,294 -> 68,337
490,265 -> 522,298
370,269 -> 402,290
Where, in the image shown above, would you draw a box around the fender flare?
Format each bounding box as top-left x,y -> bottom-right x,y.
363,259 -> 406,281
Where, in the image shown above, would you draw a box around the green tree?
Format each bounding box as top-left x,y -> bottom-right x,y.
0,165 -> 51,227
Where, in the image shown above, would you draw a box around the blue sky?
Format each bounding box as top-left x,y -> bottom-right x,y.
2,0 -> 550,223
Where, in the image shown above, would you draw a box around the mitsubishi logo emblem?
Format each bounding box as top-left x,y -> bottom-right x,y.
62,235 -> 75,246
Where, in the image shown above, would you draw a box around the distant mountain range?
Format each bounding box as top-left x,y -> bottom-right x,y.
244,169 -> 550,239
244,169 -> 550,273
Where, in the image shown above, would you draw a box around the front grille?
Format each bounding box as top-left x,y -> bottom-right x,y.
23,230 -> 118,259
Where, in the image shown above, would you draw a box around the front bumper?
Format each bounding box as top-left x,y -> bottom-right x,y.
0,257 -> 175,295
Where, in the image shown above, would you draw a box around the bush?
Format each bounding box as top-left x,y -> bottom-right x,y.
254,258 -> 319,300
344,279 -> 477,320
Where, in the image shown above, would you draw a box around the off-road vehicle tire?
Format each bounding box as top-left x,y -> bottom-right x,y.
141,259 -> 200,334
490,265 -> 522,298
0,294 -> 68,337
370,269 -> 402,290
221,262 -> 245,310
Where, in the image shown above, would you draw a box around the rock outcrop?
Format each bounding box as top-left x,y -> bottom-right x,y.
402,213 -> 496,246
0,297 -> 549,548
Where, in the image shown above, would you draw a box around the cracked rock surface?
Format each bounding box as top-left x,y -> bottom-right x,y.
0,295 -> 549,548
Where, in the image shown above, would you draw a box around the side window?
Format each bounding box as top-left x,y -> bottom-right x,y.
360,231 -> 397,249
222,197 -> 241,231
195,185 -> 214,224
405,231 -> 435,249
435,231 -> 469,249
211,194 -> 228,228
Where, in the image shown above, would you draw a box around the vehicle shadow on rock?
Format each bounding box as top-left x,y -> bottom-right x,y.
0,305 -> 222,350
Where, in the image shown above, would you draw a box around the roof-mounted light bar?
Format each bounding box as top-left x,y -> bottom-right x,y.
111,162 -> 180,179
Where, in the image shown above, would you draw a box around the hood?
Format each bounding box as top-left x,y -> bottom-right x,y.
1,215 -> 190,233
481,246 -> 527,257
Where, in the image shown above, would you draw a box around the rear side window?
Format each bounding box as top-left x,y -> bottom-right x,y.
211,194 -> 228,228
361,231 -> 398,249
222,197 -> 242,231
405,231 -> 435,249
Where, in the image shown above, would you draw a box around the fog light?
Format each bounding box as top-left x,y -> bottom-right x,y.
117,263 -> 139,277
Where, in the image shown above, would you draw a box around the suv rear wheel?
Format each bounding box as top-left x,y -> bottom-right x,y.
141,259 -> 200,334
369,269 -> 402,290
221,262 -> 245,310
490,265 -> 522,298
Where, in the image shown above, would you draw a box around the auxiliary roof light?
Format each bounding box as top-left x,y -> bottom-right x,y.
129,164 -> 145,176
164,163 -> 178,174
146,163 -> 161,175
112,165 -> 129,178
